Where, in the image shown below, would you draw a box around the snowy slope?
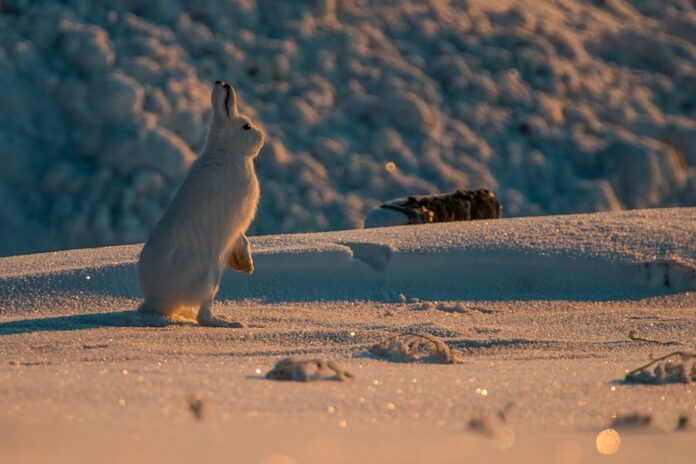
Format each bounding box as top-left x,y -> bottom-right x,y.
2,0 -> 696,256
2,208 -> 694,308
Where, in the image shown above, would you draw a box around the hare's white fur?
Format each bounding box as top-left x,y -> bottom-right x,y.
138,81 -> 263,327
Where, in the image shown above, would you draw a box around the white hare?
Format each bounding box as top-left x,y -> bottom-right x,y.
138,80 -> 263,327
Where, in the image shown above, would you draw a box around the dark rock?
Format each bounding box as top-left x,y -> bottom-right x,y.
364,189 -> 501,228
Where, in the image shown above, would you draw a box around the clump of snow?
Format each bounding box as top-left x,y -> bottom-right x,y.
370,333 -> 459,364
608,412 -> 696,432
412,301 -> 494,315
677,416 -> 694,431
624,351 -> 696,384
609,413 -> 654,430
468,404 -> 516,449
186,392 -> 208,421
265,357 -> 354,382
1,0 -> 696,256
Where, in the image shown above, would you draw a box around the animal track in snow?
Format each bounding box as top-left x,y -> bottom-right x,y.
642,260 -> 696,291
340,242 -> 393,272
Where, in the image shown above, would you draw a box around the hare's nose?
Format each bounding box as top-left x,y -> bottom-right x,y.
223,83 -> 231,89
215,80 -> 223,86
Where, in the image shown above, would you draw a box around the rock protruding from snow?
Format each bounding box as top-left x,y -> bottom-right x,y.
364,189 -> 501,228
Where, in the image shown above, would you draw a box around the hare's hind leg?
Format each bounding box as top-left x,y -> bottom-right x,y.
196,295 -> 247,328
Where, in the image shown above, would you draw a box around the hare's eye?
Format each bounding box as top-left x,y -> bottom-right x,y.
242,123 -> 251,131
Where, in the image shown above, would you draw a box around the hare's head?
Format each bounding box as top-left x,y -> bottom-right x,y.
208,80 -> 264,158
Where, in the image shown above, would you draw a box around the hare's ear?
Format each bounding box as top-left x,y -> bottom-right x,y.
224,84 -> 238,117
211,80 -> 237,120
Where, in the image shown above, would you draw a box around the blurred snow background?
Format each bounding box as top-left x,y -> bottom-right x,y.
0,0 -> 694,256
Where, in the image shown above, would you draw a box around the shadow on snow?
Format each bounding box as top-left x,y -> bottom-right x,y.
0,310 -> 182,336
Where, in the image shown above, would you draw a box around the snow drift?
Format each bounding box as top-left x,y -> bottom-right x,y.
1,208 -> 694,309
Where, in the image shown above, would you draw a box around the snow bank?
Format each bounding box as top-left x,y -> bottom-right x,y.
1,0 -> 696,256
1,208 -> 694,308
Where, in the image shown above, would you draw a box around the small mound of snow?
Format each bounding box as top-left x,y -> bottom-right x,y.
265,357 -> 353,382
609,413 -> 654,430
370,333 -> 459,364
624,351 -> 696,384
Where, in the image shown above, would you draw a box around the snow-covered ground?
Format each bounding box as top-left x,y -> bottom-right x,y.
1,0 -> 696,256
1,209 -> 695,462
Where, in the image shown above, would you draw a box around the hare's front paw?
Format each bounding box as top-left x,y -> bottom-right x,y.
239,255 -> 254,274
228,251 -> 254,274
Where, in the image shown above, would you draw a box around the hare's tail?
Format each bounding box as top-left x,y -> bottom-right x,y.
136,299 -> 187,326
137,299 -> 161,314
138,299 -> 193,322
